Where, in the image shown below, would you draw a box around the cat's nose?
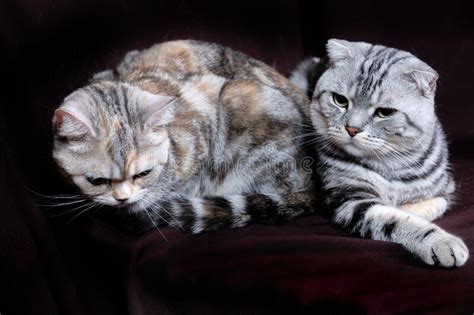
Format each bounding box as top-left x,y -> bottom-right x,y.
113,182 -> 133,203
345,126 -> 361,137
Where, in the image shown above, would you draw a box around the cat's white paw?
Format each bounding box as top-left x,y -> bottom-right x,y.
418,231 -> 469,267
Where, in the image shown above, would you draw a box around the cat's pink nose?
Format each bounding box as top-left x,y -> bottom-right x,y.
345,126 -> 361,137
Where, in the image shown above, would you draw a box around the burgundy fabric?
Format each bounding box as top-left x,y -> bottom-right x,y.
1,0 -> 473,314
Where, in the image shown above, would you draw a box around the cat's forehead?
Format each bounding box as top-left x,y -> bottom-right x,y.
77,83 -> 140,133
107,132 -> 135,168
110,148 -> 144,177
99,141 -> 157,179
322,50 -> 418,103
85,83 -> 132,111
355,51 -> 410,90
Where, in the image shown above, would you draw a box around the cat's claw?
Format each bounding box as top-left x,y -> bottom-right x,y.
419,232 -> 469,267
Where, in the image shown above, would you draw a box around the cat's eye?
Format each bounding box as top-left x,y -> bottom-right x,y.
332,93 -> 349,108
133,169 -> 152,180
86,176 -> 110,186
374,107 -> 397,118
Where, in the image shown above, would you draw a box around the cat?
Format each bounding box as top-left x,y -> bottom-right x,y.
52,40 -> 314,234
291,39 -> 469,267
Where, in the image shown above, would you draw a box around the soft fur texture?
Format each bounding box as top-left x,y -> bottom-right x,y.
291,39 -> 469,267
53,40 -> 314,233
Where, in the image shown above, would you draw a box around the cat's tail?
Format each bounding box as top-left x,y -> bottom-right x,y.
289,57 -> 327,99
149,192 -> 315,234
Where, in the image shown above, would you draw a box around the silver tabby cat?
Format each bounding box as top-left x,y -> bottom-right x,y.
291,39 -> 469,267
52,40 -> 313,234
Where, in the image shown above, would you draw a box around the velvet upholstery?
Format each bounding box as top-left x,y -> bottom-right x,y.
1,1 -> 473,314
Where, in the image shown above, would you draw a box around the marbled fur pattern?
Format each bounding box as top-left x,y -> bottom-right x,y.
53,40 -> 314,233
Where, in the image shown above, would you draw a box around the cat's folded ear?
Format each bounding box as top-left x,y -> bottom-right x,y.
326,39 -> 353,62
53,108 -> 95,139
141,92 -> 176,131
406,68 -> 439,96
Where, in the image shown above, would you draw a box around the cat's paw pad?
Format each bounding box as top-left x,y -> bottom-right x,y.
422,233 -> 469,267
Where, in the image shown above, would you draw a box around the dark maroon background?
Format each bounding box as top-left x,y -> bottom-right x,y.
1,0 -> 473,314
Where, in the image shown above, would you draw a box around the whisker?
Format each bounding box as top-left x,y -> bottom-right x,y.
67,203 -> 97,223
37,199 -> 87,208
148,198 -> 184,230
26,187 -> 83,200
144,209 -> 168,242
148,206 -> 173,227
272,132 -> 319,144
49,201 -> 95,217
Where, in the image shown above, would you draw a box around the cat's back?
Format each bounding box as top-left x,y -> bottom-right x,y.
124,40 -> 278,81
116,40 -> 308,128
120,41 -> 303,99
127,40 -> 210,79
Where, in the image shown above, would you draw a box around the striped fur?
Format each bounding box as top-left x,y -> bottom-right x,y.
291,39 -> 468,267
53,40 -> 314,234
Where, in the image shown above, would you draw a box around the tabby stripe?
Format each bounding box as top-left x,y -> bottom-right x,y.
400,151 -> 445,182
401,112 -> 423,134
120,84 -> 132,125
245,194 -> 280,223
319,145 -> 356,164
382,221 -> 397,238
431,248 -> 440,266
354,46 -> 376,89
423,167 -> 449,194
359,219 -> 373,239
365,50 -> 402,96
110,86 -> 121,114
164,192 -> 313,233
421,228 -> 436,241
325,187 -> 378,210
200,196 -> 233,232
313,90 -> 327,101
403,128 -> 438,169
319,147 -> 377,173
361,57 -> 384,92
345,201 -> 377,232
120,84 -> 139,148
357,47 -> 388,94
373,55 -> 412,90
91,85 -> 110,108
429,171 -> 450,195
177,197 -> 196,231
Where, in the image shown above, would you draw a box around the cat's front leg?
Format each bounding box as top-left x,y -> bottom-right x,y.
333,199 -> 469,267
399,197 -> 449,221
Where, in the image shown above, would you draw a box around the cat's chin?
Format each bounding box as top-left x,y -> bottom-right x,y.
342,143 -> 368,157
103,199 -> 154,214
125,200 -> 156,214
125,203 -> 144,213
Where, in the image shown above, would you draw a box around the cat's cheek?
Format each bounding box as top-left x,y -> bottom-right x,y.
317,100 -> 337,118
131,181 -> 148,192
71,175 -> 108,197
310,108 -> 330,130
71,176 -> 90,191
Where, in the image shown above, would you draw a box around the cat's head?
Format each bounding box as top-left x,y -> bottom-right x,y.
53,81 -> 180,212
311,39 -> 439,158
